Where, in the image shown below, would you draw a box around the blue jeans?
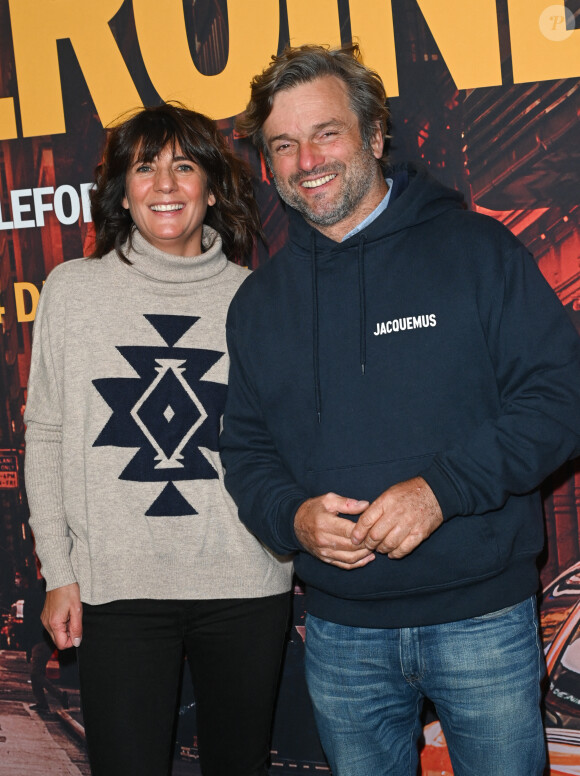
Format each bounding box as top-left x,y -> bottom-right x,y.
305,597 -> 545,776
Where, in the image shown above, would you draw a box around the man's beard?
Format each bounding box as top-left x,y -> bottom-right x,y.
272,146 -> 380,227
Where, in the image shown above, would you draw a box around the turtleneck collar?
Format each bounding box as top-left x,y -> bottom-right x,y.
124,225 -> 228,284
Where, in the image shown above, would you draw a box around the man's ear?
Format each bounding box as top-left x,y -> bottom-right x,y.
369,121 -> 385,160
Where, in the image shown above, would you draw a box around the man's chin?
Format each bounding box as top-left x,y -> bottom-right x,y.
277,186 -> 349,227
290,196 -> 341,224
300,204 -> 348,228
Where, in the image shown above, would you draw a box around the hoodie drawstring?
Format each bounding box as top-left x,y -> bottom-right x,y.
357,236 -> 367,375
310,233 -> 368,423
310,233 -> 322,424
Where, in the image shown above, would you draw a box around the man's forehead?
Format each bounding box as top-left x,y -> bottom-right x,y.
270,74 -> 349,107
264,76 -> 355,137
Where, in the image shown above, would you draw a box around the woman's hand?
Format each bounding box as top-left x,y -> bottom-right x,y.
41,583 -> 83,649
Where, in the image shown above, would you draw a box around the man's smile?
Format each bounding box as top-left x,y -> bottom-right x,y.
301,173 -> 337,189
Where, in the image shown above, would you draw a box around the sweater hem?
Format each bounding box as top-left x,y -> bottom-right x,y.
303,558 -> 539,628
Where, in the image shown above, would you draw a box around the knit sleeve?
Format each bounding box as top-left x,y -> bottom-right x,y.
24,271 -> 77,590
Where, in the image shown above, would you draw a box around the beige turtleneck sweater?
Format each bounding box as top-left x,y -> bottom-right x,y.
25,227 -> 293,603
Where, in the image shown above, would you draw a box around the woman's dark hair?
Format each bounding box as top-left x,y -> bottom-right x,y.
90,104 -> 263,262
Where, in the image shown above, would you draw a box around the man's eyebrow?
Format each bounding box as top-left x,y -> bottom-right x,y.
266,120 -> 347,145
266,132 -> 294,145
312,119 -> 347,131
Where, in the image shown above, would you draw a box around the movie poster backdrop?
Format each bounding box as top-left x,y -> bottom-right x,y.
0,1 -> 579,773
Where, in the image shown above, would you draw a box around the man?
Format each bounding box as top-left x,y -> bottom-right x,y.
221,44 -> 580,775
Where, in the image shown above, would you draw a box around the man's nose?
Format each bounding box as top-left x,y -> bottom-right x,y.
298,141 -> 325,172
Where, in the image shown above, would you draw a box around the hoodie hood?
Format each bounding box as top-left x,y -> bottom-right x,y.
286,162 -> 465,259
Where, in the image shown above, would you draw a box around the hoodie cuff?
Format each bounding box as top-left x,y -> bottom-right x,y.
419,460 -> 464,521
275,492 -> 310,552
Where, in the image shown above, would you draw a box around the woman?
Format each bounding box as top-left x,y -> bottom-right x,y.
24,104 -> 293,776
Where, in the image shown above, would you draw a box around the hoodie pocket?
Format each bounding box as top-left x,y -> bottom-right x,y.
298,455 -> 505,599
304,452 -> 439,504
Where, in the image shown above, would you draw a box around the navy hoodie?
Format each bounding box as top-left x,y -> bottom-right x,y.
221,163 -> 580,627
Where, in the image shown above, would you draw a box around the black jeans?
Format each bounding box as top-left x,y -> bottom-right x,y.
77,593 -> 291,776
